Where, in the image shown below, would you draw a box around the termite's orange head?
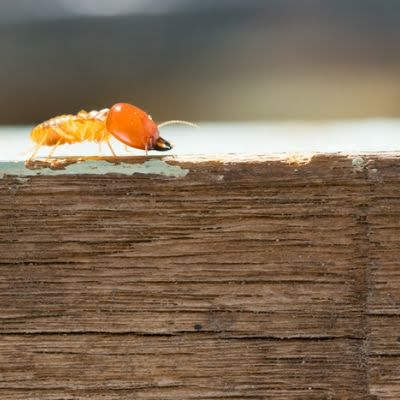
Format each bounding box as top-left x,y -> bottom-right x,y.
106,103 -> 172,151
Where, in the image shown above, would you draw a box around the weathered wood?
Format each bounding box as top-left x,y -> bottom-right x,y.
0,153 -> 399,399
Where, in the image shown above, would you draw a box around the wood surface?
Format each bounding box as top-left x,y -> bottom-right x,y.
0,153 -> 399,399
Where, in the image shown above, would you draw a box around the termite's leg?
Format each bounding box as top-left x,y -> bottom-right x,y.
26,131 -> 49,161
124,145 -> 133,153
46,141 -> 61,160
96,129 -> 110,156
27,144 -> 42,162
107,140 -> 117,157
18,144 -> 36,157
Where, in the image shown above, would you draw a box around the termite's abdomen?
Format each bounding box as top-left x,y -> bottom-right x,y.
31,110 -> 109,146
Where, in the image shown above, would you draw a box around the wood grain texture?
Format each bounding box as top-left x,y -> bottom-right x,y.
0,153 -> 399,399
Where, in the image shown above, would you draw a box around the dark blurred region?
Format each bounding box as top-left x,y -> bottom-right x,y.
1,0 -> 400,124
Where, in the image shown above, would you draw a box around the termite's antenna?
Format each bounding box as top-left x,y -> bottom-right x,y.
158,120 -> 199,129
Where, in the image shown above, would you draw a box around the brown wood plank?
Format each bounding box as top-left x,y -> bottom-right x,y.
366,158 -> 400,399
0,334 -> 363,400
0,154 -> 398,398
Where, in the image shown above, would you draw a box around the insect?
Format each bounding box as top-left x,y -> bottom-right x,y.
28,102 -> 196,160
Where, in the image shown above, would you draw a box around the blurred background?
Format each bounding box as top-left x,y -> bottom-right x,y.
1,0 -> 400,125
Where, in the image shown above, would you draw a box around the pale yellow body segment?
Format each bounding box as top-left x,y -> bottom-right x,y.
30,109 -> 110,147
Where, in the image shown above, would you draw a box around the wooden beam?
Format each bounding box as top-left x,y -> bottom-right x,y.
0,153 -> 399,399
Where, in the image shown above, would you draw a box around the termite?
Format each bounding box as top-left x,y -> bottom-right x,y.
28,102 -> 197,160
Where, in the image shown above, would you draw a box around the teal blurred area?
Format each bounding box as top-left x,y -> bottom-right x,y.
1,0 -> 400,124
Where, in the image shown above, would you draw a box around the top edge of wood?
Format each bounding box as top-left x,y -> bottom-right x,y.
0,152 -> 399,178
